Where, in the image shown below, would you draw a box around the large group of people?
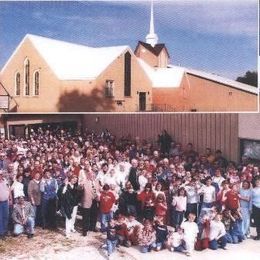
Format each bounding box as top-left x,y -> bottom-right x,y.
0,127 -> 259,259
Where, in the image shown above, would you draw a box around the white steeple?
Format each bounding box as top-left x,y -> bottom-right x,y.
146,0 -> 158,47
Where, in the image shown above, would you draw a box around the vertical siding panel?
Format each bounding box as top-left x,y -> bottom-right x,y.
215,113 -> 221,151
211,114 -> 216,151
201,114 -> 207,154
82,114 -> 239,163
230,114 -> 239,162
197,114 -> 202,153
220,114 -> 226,155
224,114 -> 231,161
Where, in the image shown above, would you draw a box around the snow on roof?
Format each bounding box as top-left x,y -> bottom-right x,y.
26,34 -> 129,80
184,67 -> 258,95
138,58 -> 184,88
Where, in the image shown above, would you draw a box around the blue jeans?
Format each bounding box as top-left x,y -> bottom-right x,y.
106,239 -> 118,255
0,200 -> 9,236
174,211 -> 184,228
209,236 -> 227,250
100,212 -> 113,232
225,232 -> 233,243
231,234 -> 243,244
174,244 -> 187,252
14,217 -> 35,235
140,242 -> 156,253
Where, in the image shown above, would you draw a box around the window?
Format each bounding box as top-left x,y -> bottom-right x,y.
34,71 -> 40,96
15,72 -> 21,96
241,139 -> 260,162
124,52 -> 131,96
105,80 -> 114,97
24,58 -> 30,96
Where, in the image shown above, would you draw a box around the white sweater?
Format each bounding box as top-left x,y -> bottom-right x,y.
209,220 -> 226,241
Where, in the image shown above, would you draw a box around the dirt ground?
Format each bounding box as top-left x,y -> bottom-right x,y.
1,227 -> 260,260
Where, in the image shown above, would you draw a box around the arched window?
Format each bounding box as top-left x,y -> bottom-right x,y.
33,71 -> 40,96
15,72 -> 21,96
24,58 -> 30,96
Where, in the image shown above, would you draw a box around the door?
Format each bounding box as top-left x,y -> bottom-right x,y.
139,92 -> 146,111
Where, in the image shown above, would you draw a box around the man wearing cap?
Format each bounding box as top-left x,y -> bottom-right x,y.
12,196 -> 35,238
0,171 -> 11,239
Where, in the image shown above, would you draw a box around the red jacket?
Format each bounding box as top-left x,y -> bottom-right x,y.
99,191 -> 116,213
225,190 -> 239,210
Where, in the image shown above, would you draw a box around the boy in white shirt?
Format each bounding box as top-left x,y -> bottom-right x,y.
181,212 -> 199,256
209,213 -> 227,250
167,227 -> 186,253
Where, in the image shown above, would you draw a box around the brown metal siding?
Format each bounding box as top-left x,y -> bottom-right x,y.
83,113 -> 239,162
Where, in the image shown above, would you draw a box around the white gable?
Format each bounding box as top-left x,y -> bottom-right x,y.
4,34 -> 130,80
138,59 -> 184,88
138,58 -> 257,94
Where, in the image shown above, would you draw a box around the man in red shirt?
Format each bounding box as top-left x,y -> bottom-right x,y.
99,184 -> 116,232
224,184 -> 240,211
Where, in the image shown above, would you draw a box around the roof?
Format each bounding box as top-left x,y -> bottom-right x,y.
135,41 -> 170,58
138,59 -> 257,94
138,59 -> 184,88
2,34 -> 130,80
184,67 -> 258,95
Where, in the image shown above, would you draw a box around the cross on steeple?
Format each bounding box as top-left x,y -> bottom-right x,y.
146,0 -> 158,47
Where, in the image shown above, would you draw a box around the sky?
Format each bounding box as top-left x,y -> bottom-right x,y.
0,0 -> 258,80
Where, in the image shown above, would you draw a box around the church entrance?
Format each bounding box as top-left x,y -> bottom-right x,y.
139,92 -> 146,111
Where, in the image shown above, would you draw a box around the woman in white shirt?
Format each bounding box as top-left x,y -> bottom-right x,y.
11,174 -> 25,200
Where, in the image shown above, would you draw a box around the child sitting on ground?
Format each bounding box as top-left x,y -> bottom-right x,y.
167,227 -> 187,253
137,219 -> 156,253
222,209 -> 233,243
154,217 -> 168,251
125,214 -> 142,247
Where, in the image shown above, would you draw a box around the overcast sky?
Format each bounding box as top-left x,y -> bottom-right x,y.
0,0 -> 257,79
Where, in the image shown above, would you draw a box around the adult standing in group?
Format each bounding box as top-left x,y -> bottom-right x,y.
40,170 -> 58,230
239,180 -> 252,238
81,170 -> 101,236
128,159 -> 140,191
251,178 -> 260,240
58,175 -> 81,238
0,171 -> 11,240
28,172 -> 42,227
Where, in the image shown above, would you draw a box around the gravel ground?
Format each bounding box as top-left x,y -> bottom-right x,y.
0,227 -> 260,260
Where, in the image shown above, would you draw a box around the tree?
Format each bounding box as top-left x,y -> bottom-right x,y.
236,71 -> 258,87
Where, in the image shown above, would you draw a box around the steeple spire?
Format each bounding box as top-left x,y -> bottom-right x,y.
146,0 -> 158,47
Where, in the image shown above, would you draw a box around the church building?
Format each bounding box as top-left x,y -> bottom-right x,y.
0,1 -> 258,112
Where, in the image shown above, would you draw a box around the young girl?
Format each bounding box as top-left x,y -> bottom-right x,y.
172,187 -> 187,228
154,194 -> 168,224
